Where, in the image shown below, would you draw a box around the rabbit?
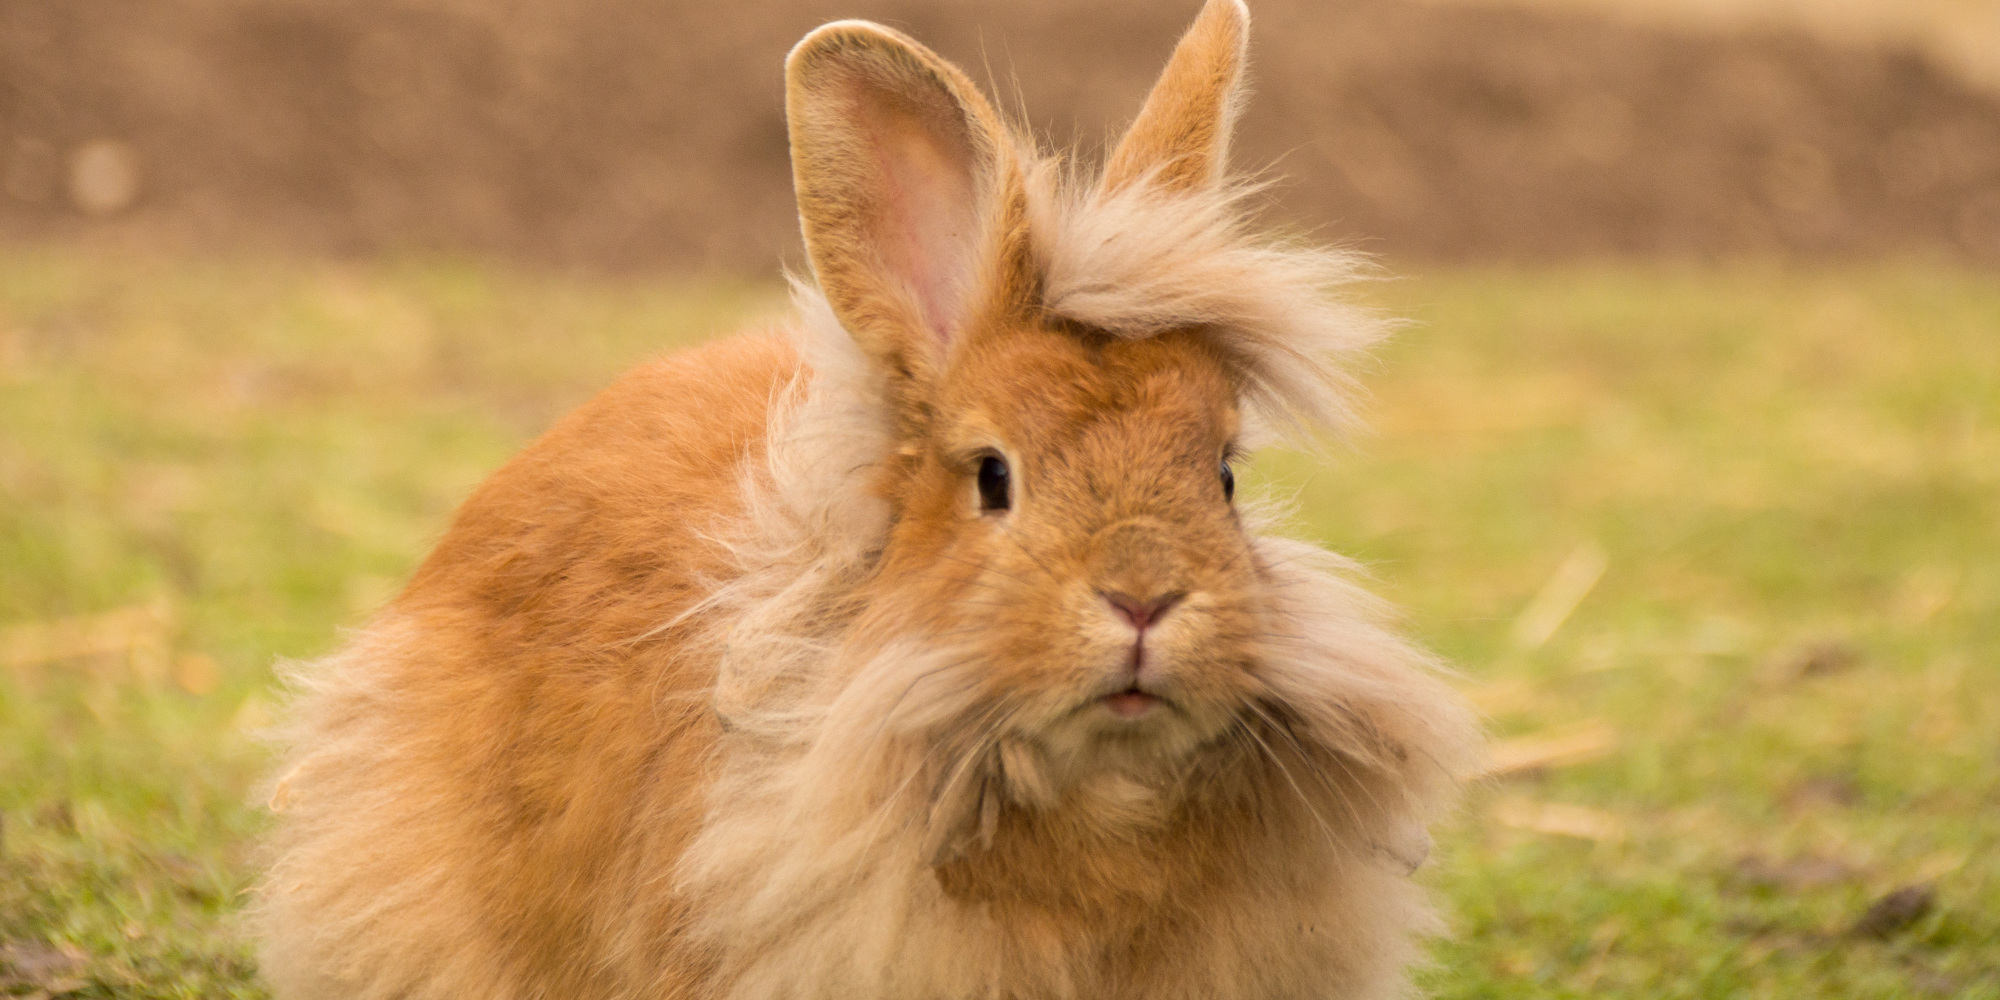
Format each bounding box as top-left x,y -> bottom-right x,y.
252,1 -> 1482,998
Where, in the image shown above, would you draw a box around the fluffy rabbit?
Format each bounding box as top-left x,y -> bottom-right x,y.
254,2 -> 1481,997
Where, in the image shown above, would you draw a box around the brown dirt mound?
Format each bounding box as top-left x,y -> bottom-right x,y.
4,0 -> 1999,270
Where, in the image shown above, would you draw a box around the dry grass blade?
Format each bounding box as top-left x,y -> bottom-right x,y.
1461,677 -> 1542,717
1510,543 -> 1608,651
1491,797 -> 1628,842
0,602 -> 175,685
1483,720 -> 1618,778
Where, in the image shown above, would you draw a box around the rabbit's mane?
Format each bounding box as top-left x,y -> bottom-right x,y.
1028,161 -> 1390,439
667,162 -> 1475,999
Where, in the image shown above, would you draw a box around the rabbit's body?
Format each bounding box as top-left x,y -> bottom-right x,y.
257,334 -> 791,997
257,3 -> 1480,998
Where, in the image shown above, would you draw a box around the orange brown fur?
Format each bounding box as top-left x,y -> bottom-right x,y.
255,3 -> 1481,998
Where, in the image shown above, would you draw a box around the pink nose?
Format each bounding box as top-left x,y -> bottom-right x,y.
1102,591 -> 1184,632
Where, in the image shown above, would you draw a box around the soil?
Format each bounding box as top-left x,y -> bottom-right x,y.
4,0 -> 1999,271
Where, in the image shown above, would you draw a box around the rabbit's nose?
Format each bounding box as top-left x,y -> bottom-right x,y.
1101,590 -> 1185,632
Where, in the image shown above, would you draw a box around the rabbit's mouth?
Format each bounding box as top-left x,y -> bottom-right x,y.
1102,687 -> 1161,719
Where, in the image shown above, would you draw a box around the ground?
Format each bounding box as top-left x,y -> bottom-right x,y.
1,252 -> 1995,998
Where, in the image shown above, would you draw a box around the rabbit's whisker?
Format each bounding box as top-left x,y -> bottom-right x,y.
1242,699 -> 1373,845
859,653 -> 996,755
1231,715 -> 1349,862
936,553 -> 1041,590
997,525 -> 1062,585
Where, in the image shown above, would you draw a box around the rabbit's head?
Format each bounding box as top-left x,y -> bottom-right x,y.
781,0 -> 1456,864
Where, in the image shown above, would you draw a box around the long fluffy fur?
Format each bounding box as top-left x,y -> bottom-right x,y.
255,5 -> 1480,998
658,287 -> 1475,1000
1032,167 -> 1390,438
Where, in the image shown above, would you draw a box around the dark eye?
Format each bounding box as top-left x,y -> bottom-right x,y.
1220,458 -> 1235,503
977,455 -> 1011,512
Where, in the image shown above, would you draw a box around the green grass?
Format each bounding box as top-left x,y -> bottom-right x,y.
1,251 -> 1994,997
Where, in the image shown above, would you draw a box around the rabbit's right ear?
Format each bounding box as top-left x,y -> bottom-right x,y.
786,22 -> 1033,403
1102,0 -> 1249,195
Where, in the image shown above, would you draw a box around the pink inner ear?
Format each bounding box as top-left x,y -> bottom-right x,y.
858,98 -> 981,348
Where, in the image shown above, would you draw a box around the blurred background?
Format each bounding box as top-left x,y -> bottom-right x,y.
1,0 -> 1996,997
6,0 -> 2000,267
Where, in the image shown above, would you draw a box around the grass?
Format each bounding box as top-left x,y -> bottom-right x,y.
1,250 -> 1995,997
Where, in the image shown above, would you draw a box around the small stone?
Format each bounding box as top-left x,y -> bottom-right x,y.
1793,640 -> 1859,677
67,139 -> 142,216
1763,639 -> 1860,683
1851,883 -> 1935,938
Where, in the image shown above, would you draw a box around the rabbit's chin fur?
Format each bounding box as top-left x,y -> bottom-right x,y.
254,6 -> 1482,999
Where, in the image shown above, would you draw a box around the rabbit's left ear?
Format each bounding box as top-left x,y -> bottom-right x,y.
1102,0 -> 1250,195
786,21 -> 1035,400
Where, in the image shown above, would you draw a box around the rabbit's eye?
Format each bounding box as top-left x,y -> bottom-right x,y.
1220,459 -> 1235,503
977,455 -> 1011,512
